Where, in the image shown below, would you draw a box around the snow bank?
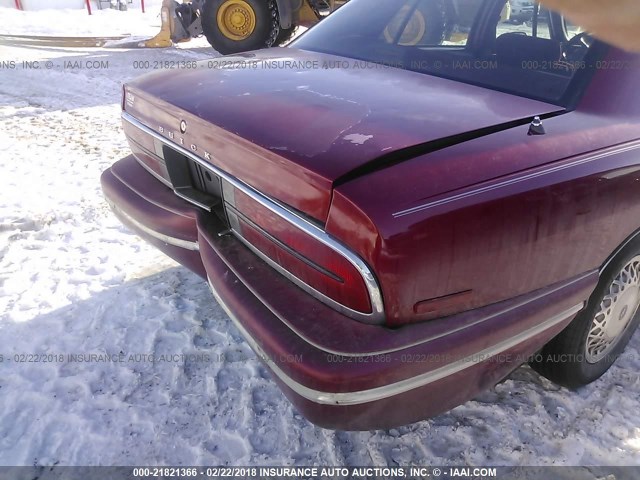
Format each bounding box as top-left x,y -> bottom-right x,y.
0,0 -> 161,11
0,3 -> 163,37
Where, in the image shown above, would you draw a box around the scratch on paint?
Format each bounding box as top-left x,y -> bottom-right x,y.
343,133 -> 373,145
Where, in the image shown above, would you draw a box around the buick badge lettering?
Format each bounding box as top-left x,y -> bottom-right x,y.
158,125 -> 212,162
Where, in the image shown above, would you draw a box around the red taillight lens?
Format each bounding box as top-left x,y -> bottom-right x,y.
225,187 -> 373,314
123,119 -> 171,184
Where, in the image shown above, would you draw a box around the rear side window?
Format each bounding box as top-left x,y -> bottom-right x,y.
293,0 -> 602,106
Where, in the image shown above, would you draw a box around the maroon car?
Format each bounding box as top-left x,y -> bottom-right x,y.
102,0 -> 640,429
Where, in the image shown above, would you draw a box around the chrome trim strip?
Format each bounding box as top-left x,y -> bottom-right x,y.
208,274 -> 582,405
109,201 -> 199,251
393,141 -> 640,218
122,111 -> 385,324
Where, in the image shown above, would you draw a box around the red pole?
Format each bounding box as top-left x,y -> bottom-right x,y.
141,0 -> 145,13
86,0 -> 92,15
14,0 -> 23,10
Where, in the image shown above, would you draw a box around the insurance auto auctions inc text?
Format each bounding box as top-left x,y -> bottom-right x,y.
253,467 -> 497,478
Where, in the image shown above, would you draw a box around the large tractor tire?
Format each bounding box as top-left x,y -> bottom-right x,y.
383,0 -> 446,46
201,0 -> 280,55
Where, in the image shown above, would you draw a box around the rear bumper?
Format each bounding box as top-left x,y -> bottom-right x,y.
102,155 -> 596,430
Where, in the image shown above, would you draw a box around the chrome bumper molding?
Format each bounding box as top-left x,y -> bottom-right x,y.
207,274 -> 583,406
109,201 -> 199,252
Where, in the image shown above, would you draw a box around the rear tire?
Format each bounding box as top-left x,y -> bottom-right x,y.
201,0 -> 279,55
531,241 -> 640,388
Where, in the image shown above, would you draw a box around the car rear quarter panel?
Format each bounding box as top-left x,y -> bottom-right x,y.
327,49 -> 640,326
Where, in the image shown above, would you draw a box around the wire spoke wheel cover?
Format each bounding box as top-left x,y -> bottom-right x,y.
586,255 -> 640,363
217,0 -> 257,41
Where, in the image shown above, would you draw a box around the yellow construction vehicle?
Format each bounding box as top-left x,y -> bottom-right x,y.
145,0 -> 346,54
145,0 -> 511,55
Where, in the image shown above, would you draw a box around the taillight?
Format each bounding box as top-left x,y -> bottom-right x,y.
118,108 -> 384,323
223,183 -> 375,316
123,119 -> 171,185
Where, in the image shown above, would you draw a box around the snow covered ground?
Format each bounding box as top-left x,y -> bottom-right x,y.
1,5 -> 640,469
0,1 -> 163,36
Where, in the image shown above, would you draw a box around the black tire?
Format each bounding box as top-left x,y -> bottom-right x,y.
201,0 -> 279,55
274,26 -> 296,46
531,240 -> 640,388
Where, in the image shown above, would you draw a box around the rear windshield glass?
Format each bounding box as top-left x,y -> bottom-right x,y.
292,0 -> 600,105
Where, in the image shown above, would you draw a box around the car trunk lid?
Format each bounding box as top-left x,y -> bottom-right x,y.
124,48 -> 563,221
